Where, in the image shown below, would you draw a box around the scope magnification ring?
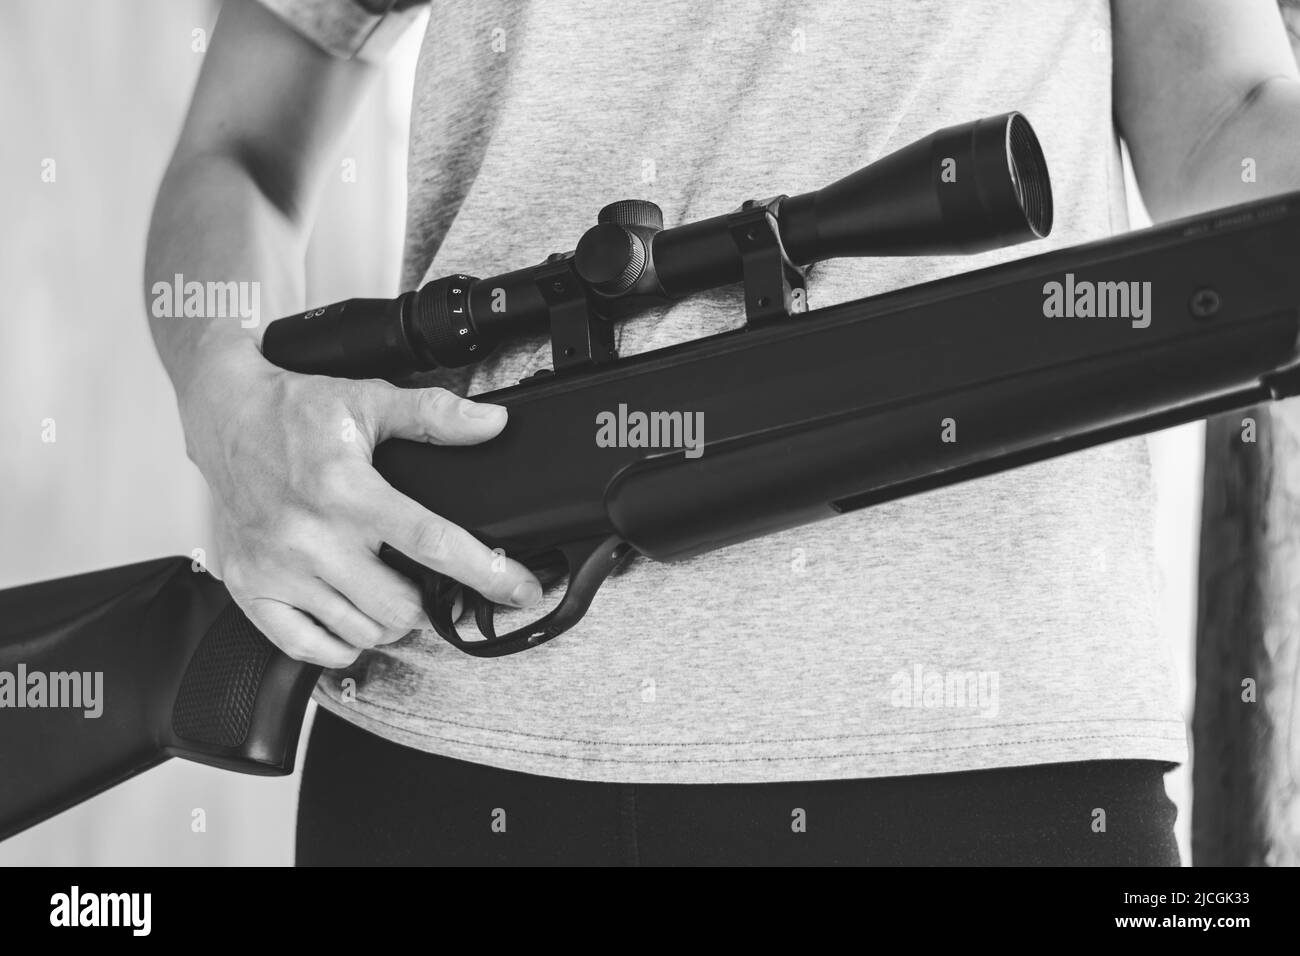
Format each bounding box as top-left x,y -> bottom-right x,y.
413,274 -> 482,368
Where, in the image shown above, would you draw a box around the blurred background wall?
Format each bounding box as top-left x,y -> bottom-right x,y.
0,0 -> 423,865
0,0 -> 1199,865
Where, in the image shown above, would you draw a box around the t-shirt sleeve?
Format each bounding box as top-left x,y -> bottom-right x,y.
255,0 -> 426,63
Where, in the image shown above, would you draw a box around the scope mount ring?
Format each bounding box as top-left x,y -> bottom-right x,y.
729,196 -> 808,326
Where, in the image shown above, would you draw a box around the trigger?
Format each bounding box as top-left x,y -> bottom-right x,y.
425,571 -> 464,634
527,551 -> 570,590
474,597 -> 498,640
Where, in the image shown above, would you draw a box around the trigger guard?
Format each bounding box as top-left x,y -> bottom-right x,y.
420,533 -> 632,658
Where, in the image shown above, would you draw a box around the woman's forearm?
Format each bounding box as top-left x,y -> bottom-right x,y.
144,150 -> 307,413
1163,75 -> 1300,222
1112,0 -> 1300,223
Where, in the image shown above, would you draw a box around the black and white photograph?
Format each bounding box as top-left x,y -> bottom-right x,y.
0,0 -> 1298,912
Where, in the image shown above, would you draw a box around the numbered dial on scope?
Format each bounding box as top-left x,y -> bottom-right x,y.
414,273 -> 484,368
448,276 -> 475,353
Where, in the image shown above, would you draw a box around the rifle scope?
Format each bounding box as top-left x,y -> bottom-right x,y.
262,112 -> 1051,378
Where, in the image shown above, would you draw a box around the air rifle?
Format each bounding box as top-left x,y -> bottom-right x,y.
4,113 -> 1300,841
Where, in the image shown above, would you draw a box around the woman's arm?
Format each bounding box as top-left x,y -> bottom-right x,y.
147,0 -> 541,667
1113,0 -> 1300,221
147,0 -> 374,382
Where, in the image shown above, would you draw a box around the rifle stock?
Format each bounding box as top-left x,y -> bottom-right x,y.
0,558 -> 319,841
3,190 -> 1299,840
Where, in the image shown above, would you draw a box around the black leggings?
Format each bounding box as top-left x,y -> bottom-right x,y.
296,709 -> 1180,866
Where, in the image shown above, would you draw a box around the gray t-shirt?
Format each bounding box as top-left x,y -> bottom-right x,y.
259,0 -> 1187,782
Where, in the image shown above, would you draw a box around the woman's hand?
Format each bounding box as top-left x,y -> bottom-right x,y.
178,339 -> 542,667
